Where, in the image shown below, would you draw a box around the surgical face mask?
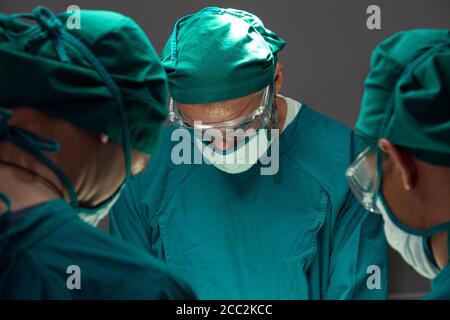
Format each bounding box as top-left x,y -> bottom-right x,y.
77,183 -> 125,227
376,196 -> 442,279
195,128 -> 272,174
175,84 -> 277,175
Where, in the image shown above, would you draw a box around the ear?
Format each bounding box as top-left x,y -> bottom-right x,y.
378,139 -> 417,191
99,134 -> 109,144
274,62 -> 284,96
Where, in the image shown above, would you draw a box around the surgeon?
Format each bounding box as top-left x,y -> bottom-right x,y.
348,29 -> 450,299
0,7 -> 195,299
111,7 -> 388,299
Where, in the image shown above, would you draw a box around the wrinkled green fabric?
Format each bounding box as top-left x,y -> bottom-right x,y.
356,29 -> 450,166
0,199 -> 195,299
111,103 -> 388,299
161,7 -> 286,104
423,265 -> 450,300
0,9 -> 168,154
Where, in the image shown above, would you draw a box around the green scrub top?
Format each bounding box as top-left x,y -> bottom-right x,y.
423,255 -> 450,300
110,104 -> 389,299
0,199 -> 195,299
423,266 -> 450,300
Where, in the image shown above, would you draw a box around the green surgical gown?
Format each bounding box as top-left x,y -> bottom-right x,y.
423,265 -> 450,300
110,104 -> 389,299
0,199 -> 195,299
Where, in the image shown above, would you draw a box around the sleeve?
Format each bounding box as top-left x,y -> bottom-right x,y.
0,253 -> 69,299
112,251 -> 198,300
325,190 -> 389,300
109,171 -> 154,254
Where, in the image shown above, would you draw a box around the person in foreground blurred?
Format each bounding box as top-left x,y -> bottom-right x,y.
0,6 -> 195,299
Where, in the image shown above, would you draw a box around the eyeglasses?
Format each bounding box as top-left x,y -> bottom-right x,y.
169,85 -> 272,133
346,146 -> 381,213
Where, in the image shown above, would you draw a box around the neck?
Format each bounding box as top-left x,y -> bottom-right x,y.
382,166 -> 450,271
416,199 -> 449,270
400,193 -> 449,270
415,161 -> 450,270
275,95 -> 288,131
0,161 -> 63,212
430,231 -> 449,270
420,183 -> 450,271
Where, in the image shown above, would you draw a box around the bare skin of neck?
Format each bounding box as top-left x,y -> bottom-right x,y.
0,160 -> 62,211
0,107 -> 126,213
275,95 -> 288,131
381,140 -> 450,270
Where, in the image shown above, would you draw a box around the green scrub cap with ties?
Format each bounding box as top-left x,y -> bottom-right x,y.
356,29 -> 450,166
161,7 -> 287,104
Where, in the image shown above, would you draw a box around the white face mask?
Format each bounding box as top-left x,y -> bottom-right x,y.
77,184 -> 125,227
377,197 -> 441,279
195,129 -> 271,175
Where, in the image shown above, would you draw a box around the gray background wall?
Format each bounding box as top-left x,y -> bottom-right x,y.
2,0 -> 449,299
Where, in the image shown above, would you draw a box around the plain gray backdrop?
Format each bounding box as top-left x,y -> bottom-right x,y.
1,0 -> 449,299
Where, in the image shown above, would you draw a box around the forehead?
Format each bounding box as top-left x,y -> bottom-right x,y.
177,89 -> 263,120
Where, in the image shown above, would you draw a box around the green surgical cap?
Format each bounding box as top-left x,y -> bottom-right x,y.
0,8 -> 168,154
356,29 -> 450,166
161,7 -> 287,104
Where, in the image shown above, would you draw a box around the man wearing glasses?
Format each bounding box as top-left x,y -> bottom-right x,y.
110,7 -> 388,300
346,29 -> 450,299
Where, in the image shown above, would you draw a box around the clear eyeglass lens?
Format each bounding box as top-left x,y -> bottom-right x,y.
169,86 -> 271,131
346,147 -> 380,213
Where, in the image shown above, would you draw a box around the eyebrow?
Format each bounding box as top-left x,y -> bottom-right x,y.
235,95 -> 261,117
180,91 -> 263,123
211,94 -> 261,121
